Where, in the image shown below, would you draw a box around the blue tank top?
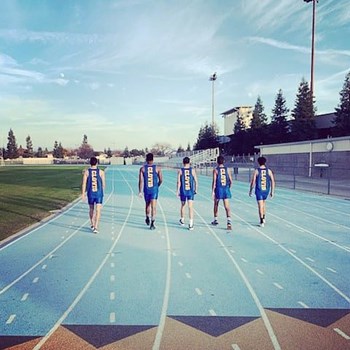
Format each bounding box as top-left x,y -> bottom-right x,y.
87,168 -> 103,198
256,167 -> 271,193
180,167 -> 194,197
143,164 -> 158,194
216,166 -> 230,189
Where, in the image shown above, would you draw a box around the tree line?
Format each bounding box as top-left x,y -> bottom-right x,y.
194,72 -> 350,155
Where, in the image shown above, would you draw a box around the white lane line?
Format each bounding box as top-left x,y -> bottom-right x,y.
334,328 -> 350,340
185,272 -> 192,279
326,267 -> 337,273
0,218 -> 91,295
32,277 -> 39,284
152,199 -> 172,350
230,249 -> 235,253
110,262 -> 115,268
42,264 -> 47,270
110,292 -> 115,300
289,249 -> 297,253
109,312 -> 116,323
273,282 -> 284,290
172,252 -> 177,257
110,275 -> 115,282
0,198 -> 83,252
298,301 -> 309,308
178,261 -> 183,267
21,293 -> 29,301
6,314 -> 16,324
256,269 -> 264,275
306,257 -> 315,262
232,344 -> 241,350
241,257 -> 248,263
232,212 -> 350,304
32,170 -> 130,350
195,288 -> 202,296
193,208 -> 282,350
209,309 -> 217,316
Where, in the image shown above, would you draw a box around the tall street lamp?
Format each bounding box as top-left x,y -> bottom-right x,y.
209,72 -> 217,127
304,0 -> 318,97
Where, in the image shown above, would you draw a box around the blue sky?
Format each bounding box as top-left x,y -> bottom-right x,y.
1,0 -> 349,152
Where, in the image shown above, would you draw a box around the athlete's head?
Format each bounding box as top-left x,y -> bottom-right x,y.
217,155 -> 225,165
257,156 -> 266,166
183,156 -> 190,165
90,156 -> 98,166
146,153 -> 154,163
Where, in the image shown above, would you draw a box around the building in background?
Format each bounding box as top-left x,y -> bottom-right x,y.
221,106 -> 253,136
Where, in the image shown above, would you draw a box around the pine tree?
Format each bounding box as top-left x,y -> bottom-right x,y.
270,89 -> 290,143
234,114 -> 246,134
77,134 -> 94,159
334,71 -> 350,136
250,96 -> 267,129
291,78 -> 317,141
7,129 -> 18,159
194,122 -> 219,150
25,135 -> 34,158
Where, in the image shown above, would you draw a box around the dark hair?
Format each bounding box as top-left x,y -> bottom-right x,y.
146,153 -> 154,162
257,156 -> 266,166
90,156 -> 98,166
183,156 -> 190,164
217,155 -> 225,164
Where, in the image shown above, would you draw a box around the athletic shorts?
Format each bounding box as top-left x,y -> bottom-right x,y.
180,194 -> 194,202
255,191 -> 268,201
215,188 -> 231,200
144,192 -> 158,202
88,196 -> 103,205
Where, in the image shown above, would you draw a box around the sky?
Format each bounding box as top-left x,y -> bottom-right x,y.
0,0 -> 349,152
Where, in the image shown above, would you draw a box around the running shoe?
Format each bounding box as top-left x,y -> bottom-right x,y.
188,224 -> 194,231
90,225 -> 94,231
150,222 -> 156,230
211,220 -> 219,226
179,219 -> 185,226
227,222 -> 232,230
145,217 -> 150,226
93,228 -> 99,234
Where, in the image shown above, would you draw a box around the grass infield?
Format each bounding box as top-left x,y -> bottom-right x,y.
0,165 -> 88,242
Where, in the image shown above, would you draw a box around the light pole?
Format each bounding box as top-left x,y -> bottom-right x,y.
209,72 -> 217,127
304,0 -> 317,97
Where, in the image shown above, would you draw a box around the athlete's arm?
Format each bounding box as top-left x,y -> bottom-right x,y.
269,169 -> 275,197
212,168 -> 217,194
227,167 -> 233,187
138,167 -> 144,195
157,166 -> 163,187
81,169 -> 88,200
192,168 -> 198,194
100,169 -> 106,190
176,169 -> 181,196
249,170 -> 258,196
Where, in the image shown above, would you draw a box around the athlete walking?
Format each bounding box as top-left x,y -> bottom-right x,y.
176,156 -> 198,231
211,155 -> 233,230
138,153 -> 163,230
82,156 -> 106,234
249,156 -> 275,227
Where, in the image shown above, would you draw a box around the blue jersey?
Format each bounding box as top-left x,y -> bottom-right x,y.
255,167 -> 271,195
143,164 -> 158,195
86,168 -> 103,199
179,167 -> 195,197
215,166 -> 231,199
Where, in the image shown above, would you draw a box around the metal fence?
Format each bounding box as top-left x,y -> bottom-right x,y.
196,164 -> 350,198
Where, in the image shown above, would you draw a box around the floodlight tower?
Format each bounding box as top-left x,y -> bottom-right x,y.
304,0 -> 318,97
209,72 -> 217,127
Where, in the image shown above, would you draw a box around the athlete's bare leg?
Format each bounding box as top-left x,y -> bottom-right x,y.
94,203 -> 102,230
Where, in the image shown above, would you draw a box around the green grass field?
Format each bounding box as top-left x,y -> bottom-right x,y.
0,165 -> 87,242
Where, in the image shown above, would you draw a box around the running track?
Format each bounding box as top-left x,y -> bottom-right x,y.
0,165 -> 349,350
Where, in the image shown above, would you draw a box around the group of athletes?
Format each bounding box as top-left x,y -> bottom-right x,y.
81,154 -> 275,233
